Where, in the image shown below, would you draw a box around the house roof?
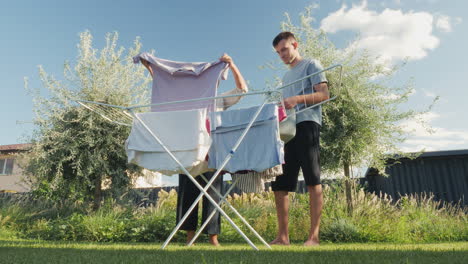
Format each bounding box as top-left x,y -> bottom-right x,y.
0,143 -> 32,152
365,149 -> 468,176
391,149 -> 468,160
415,149 -> 468,158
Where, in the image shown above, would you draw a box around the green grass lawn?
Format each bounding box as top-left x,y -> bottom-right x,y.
1,239 -> 467,264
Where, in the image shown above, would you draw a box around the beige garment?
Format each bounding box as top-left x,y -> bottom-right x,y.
216,87 -> 248,111
231,165 -> 283,193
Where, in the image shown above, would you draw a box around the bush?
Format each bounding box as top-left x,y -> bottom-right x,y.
0,184 -> 466,243
322,218 -> 363,242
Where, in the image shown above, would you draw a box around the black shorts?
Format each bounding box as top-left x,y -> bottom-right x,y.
271,121 -> 321,192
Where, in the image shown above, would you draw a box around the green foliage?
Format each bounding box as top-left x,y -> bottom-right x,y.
2,241 -> 468,264
322,218 -> 363,242
275,7 -> 438,173
21,31 -> 151,206
0,185 -> 466,243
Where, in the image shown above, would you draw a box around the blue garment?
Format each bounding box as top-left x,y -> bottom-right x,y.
281,59 -> 327,125
208,103 -> 284,173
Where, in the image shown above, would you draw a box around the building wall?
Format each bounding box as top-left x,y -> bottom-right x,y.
0,154 -> 30,192
365,152 -> 468,205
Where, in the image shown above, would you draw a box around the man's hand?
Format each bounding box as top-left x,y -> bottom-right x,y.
283,96 -> 299,109
283,82 -> 329,109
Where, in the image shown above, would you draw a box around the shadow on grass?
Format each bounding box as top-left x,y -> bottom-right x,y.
0,240 -> 467,264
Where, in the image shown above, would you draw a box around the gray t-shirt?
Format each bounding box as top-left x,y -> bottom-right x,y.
281,58 -> 327,126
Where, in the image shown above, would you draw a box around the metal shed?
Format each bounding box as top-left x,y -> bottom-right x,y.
364,149 -> 468,205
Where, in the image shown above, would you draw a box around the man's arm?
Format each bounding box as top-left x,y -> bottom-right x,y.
283,82 -> 329,109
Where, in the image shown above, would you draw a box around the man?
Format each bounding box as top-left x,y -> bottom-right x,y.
270,32 -> 329,246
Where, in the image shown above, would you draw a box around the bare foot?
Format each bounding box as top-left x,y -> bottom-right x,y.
186,230 -> 196,245
209,241 -> 220,246
269,238 -> 290,246
209,234 -> 220,247
303,239 -> 319,246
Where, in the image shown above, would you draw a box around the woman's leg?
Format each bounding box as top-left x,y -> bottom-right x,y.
201,171 -> 223,246
176,174 -> 200,243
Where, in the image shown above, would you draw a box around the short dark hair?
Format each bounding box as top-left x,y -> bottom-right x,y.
272,31 -> 296,47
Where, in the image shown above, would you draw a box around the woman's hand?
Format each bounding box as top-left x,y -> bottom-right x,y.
140,59 -> 154,77
219,53 -> 233,66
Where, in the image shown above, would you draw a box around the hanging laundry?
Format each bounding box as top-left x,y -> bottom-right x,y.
133,53 -> 229,112
231,165 -> 283,193
208,103 -> 284,173
279,108 -> 296,144
126,108 -> 211,176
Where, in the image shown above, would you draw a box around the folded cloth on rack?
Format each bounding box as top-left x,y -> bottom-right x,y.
232,165 -> 283,193
126,108 -> 211,176
133,53 -> 229,112
208,103 -> 284,173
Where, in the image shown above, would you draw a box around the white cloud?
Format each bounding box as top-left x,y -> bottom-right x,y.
435,15 -> 452,32
379,88 -> 416,100
320,1 -> 441,65
415,0 -> 439,4
399,112 -> 468,152
422,89 -> 437,98
309,3 -> 320,10
381,93 -> 401,100
434,15 -> 462,33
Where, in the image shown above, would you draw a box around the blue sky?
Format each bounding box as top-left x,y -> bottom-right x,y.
1,0 -> 467,154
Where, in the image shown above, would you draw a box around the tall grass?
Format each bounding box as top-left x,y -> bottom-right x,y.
0,183 -> 466,243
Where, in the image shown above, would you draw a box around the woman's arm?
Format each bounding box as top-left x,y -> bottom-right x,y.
219,53 -> 247,92
218,53 -> 248,109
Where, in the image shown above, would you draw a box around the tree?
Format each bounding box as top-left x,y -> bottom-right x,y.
277,7 -> 437,213
22,31 -> 151,209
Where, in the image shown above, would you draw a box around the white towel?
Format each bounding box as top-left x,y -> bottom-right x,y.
126,108 -> 211,175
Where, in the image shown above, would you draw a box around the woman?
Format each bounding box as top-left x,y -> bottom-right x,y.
142,53 -> 248,246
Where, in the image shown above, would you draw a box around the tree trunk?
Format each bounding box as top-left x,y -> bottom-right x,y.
343,161 -> 353,215
93,175 -> 102,211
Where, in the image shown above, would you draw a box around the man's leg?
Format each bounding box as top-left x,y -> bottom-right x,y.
297,121 -> 322,246
304,184 -> 322,246
270,137 -> 300,245
270,190 -> 290,245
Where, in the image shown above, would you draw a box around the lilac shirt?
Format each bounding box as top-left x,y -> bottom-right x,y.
133,53 -> 229,112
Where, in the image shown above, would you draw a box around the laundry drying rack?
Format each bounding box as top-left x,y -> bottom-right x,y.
76,63 -> 342,250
